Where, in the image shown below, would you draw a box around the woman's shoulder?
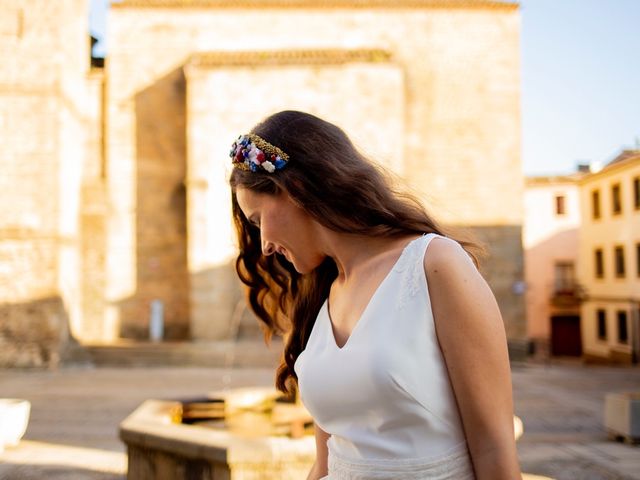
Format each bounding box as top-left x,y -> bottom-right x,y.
423,235 -> 499,334
423,235 -> 478,285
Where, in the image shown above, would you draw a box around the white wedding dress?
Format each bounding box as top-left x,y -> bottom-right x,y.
295,234 -> 476,479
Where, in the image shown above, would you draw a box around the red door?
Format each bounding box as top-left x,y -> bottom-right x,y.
551,315 -> 582,356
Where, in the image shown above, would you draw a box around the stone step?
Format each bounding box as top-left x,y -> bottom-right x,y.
63,339 -> 283,369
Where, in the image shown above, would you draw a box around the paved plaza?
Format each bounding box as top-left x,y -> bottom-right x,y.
0,361 -> 638,479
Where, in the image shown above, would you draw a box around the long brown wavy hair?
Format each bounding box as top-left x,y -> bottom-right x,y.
229,110 -> 479,396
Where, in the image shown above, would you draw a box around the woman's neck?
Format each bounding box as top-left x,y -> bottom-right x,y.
315,228 -> 417,284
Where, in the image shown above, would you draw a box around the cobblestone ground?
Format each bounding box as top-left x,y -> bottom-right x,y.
513,361 -> 640,480
0,361 -> 638,479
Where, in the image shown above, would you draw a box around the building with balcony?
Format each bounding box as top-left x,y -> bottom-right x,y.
578,150 -> 640,364
524,174 -> 584,357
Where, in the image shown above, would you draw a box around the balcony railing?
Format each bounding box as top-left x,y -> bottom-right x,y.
550,282 -> 586,307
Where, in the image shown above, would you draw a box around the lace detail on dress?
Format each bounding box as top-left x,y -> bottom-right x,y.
393,234 -> 429,310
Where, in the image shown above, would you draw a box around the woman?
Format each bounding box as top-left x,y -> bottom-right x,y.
228,111 -> 522,479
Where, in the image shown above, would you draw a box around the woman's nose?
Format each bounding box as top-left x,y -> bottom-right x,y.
262,240 -> 275,256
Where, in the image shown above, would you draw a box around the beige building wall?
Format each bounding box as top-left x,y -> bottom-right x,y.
0,0 -> 91,365
523,177 -> 581,347
106,0 -> 525,349
578,152 -> 640,363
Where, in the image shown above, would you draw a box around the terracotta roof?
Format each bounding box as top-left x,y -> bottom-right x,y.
605,149 -> 640,168
187,49 -> 392,67
578,150 -> 640,184
112,0 -> 518,10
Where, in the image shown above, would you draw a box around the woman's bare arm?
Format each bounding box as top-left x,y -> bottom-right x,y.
306,422 -> 330,480
425,238 -> 522,480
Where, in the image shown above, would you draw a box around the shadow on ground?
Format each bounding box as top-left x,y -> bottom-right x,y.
522,458 -> 637,480
0,464 -> 124,480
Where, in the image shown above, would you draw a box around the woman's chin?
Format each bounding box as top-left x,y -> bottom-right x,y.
291,260 -> 311,275
284,254 -> 324,274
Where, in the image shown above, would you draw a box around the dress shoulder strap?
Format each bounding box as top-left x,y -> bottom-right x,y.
411,232 -> 443,262
392,233 -> 440,309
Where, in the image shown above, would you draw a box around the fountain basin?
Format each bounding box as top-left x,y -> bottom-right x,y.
0,399 -> 31,453
120,393 -> 315,480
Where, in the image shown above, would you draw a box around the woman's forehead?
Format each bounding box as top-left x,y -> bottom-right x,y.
236,187 -> 275,214
237,187 -> 294,216
235,187 -> 259,212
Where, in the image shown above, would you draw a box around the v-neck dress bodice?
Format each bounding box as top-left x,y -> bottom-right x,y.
294,234 -> 475,479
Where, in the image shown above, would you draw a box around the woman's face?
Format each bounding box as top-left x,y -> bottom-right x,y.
235,187 -> 325,274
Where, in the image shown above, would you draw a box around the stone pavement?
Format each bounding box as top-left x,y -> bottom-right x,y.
0,361 -> 638,479
513,361 -> 640,480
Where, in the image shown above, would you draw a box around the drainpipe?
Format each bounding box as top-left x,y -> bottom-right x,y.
632,303 -> 640,364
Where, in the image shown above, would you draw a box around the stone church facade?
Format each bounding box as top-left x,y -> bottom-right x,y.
0,0 -> 525,367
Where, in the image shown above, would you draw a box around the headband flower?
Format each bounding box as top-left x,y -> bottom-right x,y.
229,134 -> 289,173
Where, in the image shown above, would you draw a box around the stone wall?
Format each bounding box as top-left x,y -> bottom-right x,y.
469,225 -> 526,357
107,2 -> 525,344
0,0 -> 91,366
108,3 -> 521,224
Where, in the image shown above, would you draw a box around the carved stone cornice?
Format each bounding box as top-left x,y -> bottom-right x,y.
187,49 -> 392,67
112,0 -> 518,10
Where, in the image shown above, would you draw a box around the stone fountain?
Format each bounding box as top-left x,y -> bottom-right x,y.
119,387 -> 316,479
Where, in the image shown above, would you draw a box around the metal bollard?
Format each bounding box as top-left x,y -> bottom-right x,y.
149,299 -> 164,342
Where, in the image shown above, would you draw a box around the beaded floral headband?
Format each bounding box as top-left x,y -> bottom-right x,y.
229,134 -> 289,173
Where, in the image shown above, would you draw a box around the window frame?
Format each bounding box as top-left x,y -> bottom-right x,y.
612,183 -> 622,215
597,309 -> 607,341
614,245 -> 625,278
592,189 -> 601,219
554,260 -> 575,293
555,194 -> 566,216
617,310 -> 628,344
594,248 -> 604,279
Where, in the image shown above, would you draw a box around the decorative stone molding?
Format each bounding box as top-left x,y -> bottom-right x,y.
112,0 -> 518,10
187,49 -> 392,68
